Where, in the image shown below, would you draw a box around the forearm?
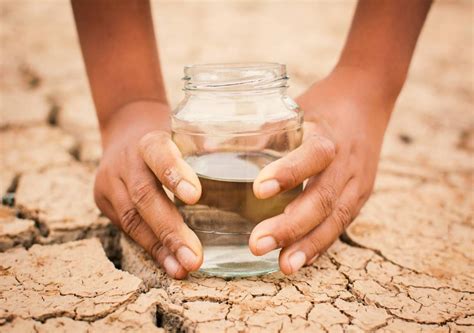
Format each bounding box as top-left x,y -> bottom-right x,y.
72,0 -> 167,131
336,0 -> 432,101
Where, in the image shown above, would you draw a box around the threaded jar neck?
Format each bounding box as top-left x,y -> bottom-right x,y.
183,63 -> 288,92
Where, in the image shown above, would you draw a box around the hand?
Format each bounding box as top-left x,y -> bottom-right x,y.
94,101 -> 203,279
249,67 -> 394,275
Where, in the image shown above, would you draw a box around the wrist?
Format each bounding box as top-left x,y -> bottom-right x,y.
100,100 -> 170,150
299,67 -> 394,129
332,63 -> 404,105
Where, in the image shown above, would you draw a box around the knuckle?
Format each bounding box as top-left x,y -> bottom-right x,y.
282,219 -> 301,245
130,181 -> 155,208
120,208 -> 142,238
312,185 -> 337,217
353,179 -> 373,205
321,139 -> 336,161
307,234 -> 325,256
309,135 -> 336,162
138,132 -> 155,150
332,203 -> 353,235
139,131 -> 169,154
158,226 -> 182,251
160,165 -> 180,189
280,162 -> 300,189
149,241 -> 163,261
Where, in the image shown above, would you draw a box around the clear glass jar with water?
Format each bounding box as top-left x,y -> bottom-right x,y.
172,63 -> 303,277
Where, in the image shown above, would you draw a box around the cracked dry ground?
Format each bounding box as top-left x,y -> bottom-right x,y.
1,1 -> 473,332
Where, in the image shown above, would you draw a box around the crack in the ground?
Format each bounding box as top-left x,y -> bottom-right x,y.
457,129 -> 474,152
19,63 -> 42,90
15,210 -> 50,238
336,257 -> 470,327
2,282 -> 142,327
341,232 -> 428,279
327,233 -> 473,329
46,103 -> 59,126
2,175 -> 19,206
3,166 -> 471,332
3,217 -> 471,332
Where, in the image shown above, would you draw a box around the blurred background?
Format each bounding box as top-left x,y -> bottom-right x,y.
0,0 -> 472,192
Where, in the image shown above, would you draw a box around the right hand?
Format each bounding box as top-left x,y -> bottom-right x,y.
94,100 -> 203,279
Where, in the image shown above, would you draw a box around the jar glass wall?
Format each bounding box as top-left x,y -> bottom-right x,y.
172,63 -> 303,277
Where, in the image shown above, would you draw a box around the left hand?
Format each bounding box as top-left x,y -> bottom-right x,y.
249,66 -> 395,275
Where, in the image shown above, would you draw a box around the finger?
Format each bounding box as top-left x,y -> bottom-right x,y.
139,130 -> 201,204
249,168 -> 346,256
97,181 -> 187,278
107,179 -> 188,279
253,134 -> 336,199
156,245 -> 189,280
94,170 -> 119,223
278,181 -> 359,275
122,158 -> 203,272
96,195 -> 118,222
94,185 -> 120,225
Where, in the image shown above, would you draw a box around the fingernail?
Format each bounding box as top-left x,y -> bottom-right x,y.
256,236 -> 278,255
176,246 -> 198,271
163,255 -> 181,277
257,179 -> 280,199
306,254 -> 319,266
288,251 -> 306,273
176,180 -> 198,202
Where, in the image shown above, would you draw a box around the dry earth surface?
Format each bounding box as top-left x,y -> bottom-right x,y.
0,1 -> 473,332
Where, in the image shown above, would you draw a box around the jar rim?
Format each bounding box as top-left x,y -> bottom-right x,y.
184,62 -> 285,71
183,62 -> 288,91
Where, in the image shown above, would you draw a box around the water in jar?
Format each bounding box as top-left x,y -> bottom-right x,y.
173,126 -> 302,277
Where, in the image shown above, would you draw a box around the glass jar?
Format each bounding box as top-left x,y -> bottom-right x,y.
172,63 -> 303,278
